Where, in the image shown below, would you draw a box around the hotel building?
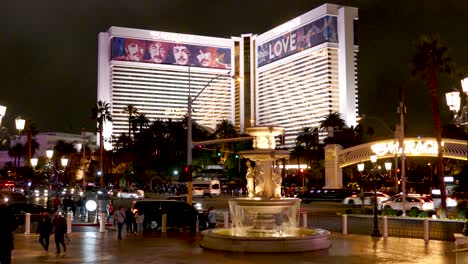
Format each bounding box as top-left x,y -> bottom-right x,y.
97,3 -> 358,149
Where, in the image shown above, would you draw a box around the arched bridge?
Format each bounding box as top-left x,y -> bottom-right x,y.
324,138 -> 467,189
338,137 -> 467,168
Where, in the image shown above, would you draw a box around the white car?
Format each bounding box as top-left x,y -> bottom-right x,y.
342,192 -> 390,206
117,189 -> 144,199
380,195 -> 434,212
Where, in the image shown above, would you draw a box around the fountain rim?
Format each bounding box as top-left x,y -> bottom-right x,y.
201,228 -> 331,240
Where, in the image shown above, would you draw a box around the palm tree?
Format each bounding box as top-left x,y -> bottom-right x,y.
122,104 -> 139,139
411,35 -> 452,218
319,112 -> 347,134
296,127 -> 320,170
91,100 -> 113,187
134,112 -> 150,133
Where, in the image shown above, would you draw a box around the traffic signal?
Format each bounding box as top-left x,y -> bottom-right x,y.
234,153 -> 239,159
217,150 -> 222,157
198,144 -> 203,149
184,165 -> 189,173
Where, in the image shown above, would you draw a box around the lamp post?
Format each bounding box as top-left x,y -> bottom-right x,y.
186,70 -> 231,204
0,105 -> 6,126
61,157 -> 68,185
30,157 -> 38,170
358,154 -> 392,237
446,76 -> 468,235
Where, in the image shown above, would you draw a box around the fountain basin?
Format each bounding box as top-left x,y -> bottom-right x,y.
200,228 -> 331,252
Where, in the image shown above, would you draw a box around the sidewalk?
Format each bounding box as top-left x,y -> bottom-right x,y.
10,229 -> 468,264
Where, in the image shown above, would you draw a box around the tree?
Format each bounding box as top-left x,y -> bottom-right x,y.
411,34 -> 452,218
91,100 -> 113,187
122,104 -> 139,140
319,112 -> 347,133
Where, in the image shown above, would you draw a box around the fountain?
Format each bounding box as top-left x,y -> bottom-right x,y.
200,126 -> 330,252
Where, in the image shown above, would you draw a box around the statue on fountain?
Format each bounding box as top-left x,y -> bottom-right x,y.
254,165 -> 265,197
272,166 -> 282,198
246,160 -> 255,198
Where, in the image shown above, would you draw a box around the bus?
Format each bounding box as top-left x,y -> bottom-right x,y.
192,179 -> 221,197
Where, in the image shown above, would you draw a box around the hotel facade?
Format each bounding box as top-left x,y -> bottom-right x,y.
97,3 -> 358,149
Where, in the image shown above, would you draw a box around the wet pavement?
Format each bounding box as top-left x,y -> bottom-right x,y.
11,227 -> 468,264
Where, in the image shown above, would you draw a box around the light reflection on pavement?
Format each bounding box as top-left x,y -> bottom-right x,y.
11,230 -> 468,264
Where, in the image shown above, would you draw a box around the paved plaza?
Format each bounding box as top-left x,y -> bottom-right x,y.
10,227 -> 468,264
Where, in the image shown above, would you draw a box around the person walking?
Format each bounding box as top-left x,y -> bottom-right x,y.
125,208 -> 134,235
106,200 -> 114,223
115,206 -> 126,240
52,212 -> 67,256
36,212 -> 53,253
208,206 -> 217,229
0,205 -> 17,264
135,211 -> 144,235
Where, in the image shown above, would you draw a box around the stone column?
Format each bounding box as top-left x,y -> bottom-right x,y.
324,144 -> 343,188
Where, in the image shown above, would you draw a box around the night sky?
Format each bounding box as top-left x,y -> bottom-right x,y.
1,0 -> 467,138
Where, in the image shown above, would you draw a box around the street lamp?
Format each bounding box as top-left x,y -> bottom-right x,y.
30,157 -> 38,170
186,70 -> 231,204
447,76 -> 468,235
0,105 -> 6,126
61,157 -> 68,184
357,154 -> 392,237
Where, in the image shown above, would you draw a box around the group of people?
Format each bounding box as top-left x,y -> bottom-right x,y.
112,38 -> 230,69
113,206 -> 144,240
36,211 -> 69,256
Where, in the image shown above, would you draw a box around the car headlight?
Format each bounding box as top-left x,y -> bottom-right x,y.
194,203 -> 202,210
34,190 -> 39,193
97,191 -> 103,195
4,197 -> 9,202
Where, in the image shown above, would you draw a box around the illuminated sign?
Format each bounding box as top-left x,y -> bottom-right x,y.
110,37 -> 231,69
257,16 -> 337,67
149,31 -> 195,43
371,140 -> 441,156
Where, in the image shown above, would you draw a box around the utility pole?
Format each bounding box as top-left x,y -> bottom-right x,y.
398,101 -> 407,216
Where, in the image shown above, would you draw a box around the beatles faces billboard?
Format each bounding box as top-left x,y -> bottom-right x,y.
111,37 -> 231,69
257,16 -> 338,67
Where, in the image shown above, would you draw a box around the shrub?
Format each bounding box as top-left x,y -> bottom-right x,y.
408,208 -> 420,217
382,208 -> 397,216
418,211 -> 430,218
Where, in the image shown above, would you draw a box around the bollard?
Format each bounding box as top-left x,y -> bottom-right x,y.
162,214 -> 167,232
342,214 -> 348,235
424,218 -> 429,243
85,211 -> 89,222
67,212 -> 72,234
224,211 -> 229,228
196,215 -> 200,233
383,216 -> 388,238
302,212 -> 307,228
25,213 -> 31,235
99,213 -> 106,233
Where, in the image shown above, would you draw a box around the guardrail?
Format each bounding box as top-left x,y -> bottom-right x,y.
307,213 -> 465,241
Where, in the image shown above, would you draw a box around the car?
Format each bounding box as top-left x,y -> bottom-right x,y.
30,186 -> 50,198
430,189 -> 458,209
132,200 -> 208,232
7,202 -> 54,224
298,188 -> 358,203
117,188 -> 144,199
380,195 -> 434,212
342,192 -> 390,206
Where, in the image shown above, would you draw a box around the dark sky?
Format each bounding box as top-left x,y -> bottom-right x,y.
1,0 -> 467,138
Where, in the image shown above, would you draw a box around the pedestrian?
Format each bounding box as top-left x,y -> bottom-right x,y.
52,212 -> 67,256
115,206 -> 126,240
208,206 -> 216,229
0,204 -> 17,264
125,208 -> 134,234
53,196 -> 61,212
36,212 -> 53,253
76,197 -> 83,217
106,200 -> 114,223
135,210 -> 144,235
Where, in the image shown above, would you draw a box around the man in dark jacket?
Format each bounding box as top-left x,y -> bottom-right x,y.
52,212 -> 67,255
37,212 -> 53,253
0,205 -> 17,264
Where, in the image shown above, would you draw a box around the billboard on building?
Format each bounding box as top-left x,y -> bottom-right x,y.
110,37 -> 231,69
257,16 -> 337,67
